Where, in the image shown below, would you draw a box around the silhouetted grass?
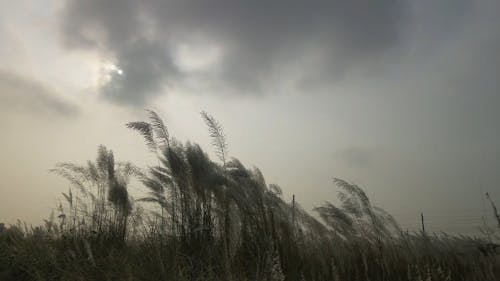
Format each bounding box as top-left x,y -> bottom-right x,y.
1,111 -> 499,281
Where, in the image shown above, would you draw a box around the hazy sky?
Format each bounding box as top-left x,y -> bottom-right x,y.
1,0 -> 499,234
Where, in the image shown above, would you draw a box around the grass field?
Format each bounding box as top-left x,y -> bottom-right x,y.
1,111 -> 499,281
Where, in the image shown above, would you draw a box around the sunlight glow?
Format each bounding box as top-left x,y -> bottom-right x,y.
96,60 -> 124,88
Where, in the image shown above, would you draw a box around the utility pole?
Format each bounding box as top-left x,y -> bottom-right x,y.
292,194 -> 296,235
421,212 -> 426,234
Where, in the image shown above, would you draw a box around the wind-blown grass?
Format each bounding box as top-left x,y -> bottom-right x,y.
1,111 -> 499,281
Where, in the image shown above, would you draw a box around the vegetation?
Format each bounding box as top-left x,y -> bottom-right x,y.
1,111 -> 499,281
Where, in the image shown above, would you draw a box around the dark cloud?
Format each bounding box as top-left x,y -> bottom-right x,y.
101,40 -> 179,105
0,71 -> 79,116
60,0 -> 410,105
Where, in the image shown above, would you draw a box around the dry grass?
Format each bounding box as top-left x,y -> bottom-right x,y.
1,111 -> 499,281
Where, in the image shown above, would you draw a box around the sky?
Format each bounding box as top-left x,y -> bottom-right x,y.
1,0 -> 499,235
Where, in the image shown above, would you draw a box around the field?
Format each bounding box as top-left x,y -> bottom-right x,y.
1,111 -> 499,281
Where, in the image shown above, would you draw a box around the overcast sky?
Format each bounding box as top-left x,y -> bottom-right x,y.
1,0 -> 499,234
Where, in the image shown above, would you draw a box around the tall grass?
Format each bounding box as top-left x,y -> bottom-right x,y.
1,111 -> 499,281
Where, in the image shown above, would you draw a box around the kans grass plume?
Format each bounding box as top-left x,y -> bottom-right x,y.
0,110 -> 499,281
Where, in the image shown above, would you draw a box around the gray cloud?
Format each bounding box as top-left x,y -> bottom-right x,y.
101,40 -> 179,105
60,0 -> 410,105
0,70 -> 79,116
